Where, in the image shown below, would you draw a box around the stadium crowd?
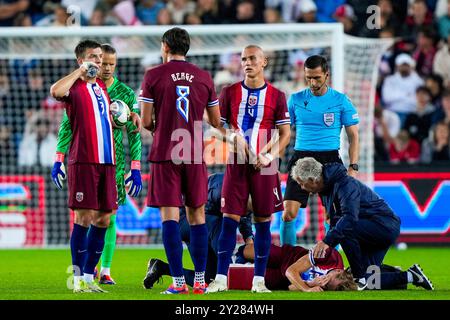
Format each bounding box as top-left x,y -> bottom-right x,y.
1,0 -> 450,167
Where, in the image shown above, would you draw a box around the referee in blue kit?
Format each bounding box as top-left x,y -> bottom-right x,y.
280,55 -> 360,245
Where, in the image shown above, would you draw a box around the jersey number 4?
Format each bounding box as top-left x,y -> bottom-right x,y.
176,85 -> 190,122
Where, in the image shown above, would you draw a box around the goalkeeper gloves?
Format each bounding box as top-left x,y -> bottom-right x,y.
125,161 -> 142,197
51,152 -> 66,189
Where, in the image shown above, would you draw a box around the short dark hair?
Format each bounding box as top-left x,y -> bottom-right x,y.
75,39 -> 102,59
161,27 -> 190,56
416,85 -> 432,97
101,43 -> 116,55
304,55 -> 328,73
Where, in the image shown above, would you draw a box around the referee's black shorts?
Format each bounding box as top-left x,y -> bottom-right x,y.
284,150 -> 343,208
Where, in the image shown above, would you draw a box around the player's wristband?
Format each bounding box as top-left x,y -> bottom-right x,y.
131,160 -> 141,170
55,152 -> 64,162
264,153 -> 274,162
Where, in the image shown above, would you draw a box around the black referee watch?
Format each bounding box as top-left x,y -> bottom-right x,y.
349,163 -> 359,171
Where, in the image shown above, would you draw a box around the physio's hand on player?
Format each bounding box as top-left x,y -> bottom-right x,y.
125,167 -> 142,197
129,112 -> 142,133
51,160 -> 66,190
313,241 -> 329,259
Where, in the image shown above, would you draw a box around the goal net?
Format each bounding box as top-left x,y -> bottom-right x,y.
0,24 -> 391,247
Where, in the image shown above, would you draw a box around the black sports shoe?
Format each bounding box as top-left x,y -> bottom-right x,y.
408,264 -> 434,290
143,258 -> 166,289
354,278 -> 367,291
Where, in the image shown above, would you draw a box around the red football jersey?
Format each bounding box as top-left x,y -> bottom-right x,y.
61,78 -> 114,165
219,81 -> 290,155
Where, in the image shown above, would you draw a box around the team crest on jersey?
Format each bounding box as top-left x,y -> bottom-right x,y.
323,113 -> 335,126
221,197 -> 225,208
93,86 -> 102,97
76,192 -> 84,202
248,94 -> 258,107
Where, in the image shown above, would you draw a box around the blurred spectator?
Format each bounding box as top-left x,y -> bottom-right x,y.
156,8 -> 173,24
297,0 -> 317,23
166,0 -> 196,24
403,86 -> 436,144
0,124 -> 16,164
26,0 -> 59,25
140,54 -> 161,72
218,52 -> 243,83
89,1 -> 120,26
0,72 -> 9,100
436,0 -> 449,18
19,68 -> 48,112
379,27 -> 396,39
112,0 -> 142,25
273,60 -> 307,97
233,0 -> 262,23
196,0 -> 222,24
333,4 -> 358,36
381,53 -> 424,125
183,12 -> 201,24
313,0 -> 344,22
437,0 -> 450,39
433,89 -> 450,125
0,0 -> 29,26
61,0 -> 97,23
412,27 -> 438,77
420,120 -> 450,162
136,0 -> 165,25
265,0 -> 316,23
359,0 -> 402,38
214,69 -> 234,94
376,27 -> 397,89
35,3 -> 71,27
388,130 -> 421,164
432,34 -> 450,88
18,115 -> 57,167
264,7 -> 282,23
402,0 -> 436,41
425,73 -> 445,107
374,102 -> 401,161
346,0 -> 380,34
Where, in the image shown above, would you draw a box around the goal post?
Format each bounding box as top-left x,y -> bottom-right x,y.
0,24 -> 392,247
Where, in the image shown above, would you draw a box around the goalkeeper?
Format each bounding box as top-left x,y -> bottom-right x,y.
52,43 -> 143,285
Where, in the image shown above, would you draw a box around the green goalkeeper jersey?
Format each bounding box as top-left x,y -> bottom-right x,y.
56,77 -> 141,205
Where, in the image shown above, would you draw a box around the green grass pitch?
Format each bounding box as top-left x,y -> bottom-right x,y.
0,247 -> 449,300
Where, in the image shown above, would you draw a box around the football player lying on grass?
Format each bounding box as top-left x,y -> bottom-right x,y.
236,242 -> 356,292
